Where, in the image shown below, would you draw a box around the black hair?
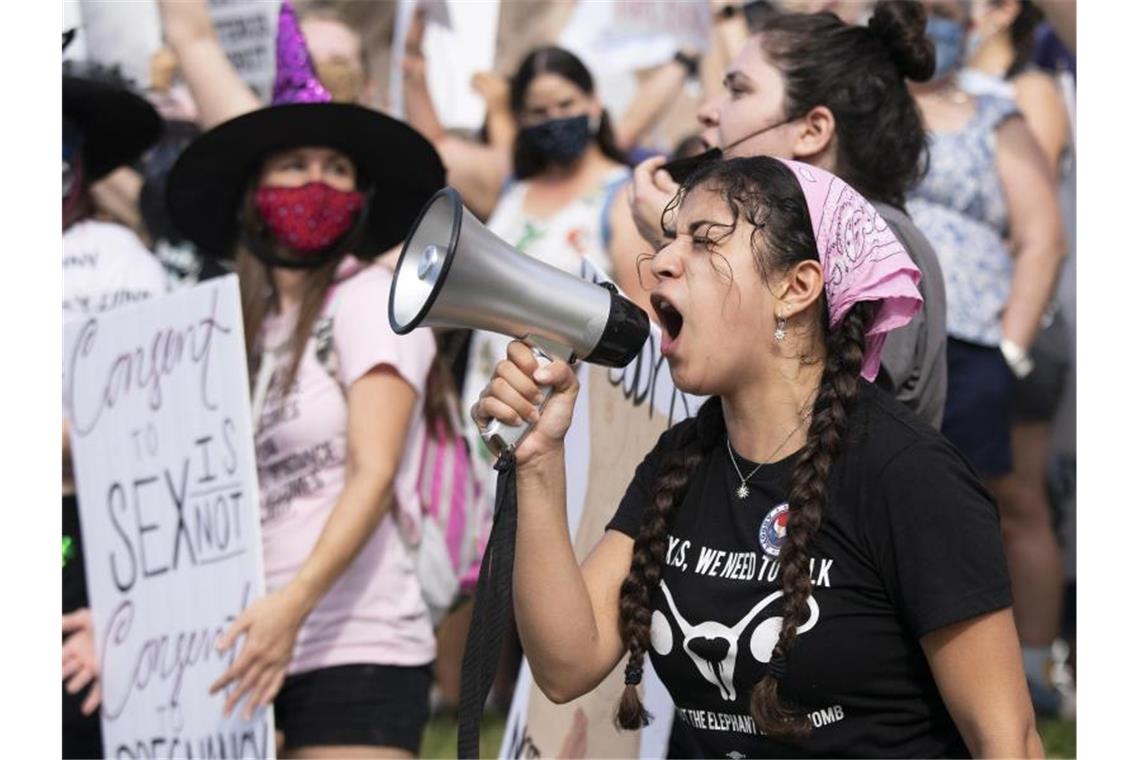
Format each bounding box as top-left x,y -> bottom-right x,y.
743,0 -> 782,33
756,1 -> 934,208
62,58 -> 136,89
1005,0 -> 1046,78
615,157 -> 870,739
672,133 -> 711,161
508,46 -> 626,179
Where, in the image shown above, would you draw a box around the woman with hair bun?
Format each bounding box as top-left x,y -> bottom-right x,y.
475,155 -> 1040,757
627,0 -> 950,430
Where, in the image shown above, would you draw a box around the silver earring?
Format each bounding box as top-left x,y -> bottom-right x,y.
774,314 -> 787,342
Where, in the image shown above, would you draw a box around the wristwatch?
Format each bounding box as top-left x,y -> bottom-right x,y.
673,50 -> 701,77
715,4 -> 743,21
1000,337 -> 1035,379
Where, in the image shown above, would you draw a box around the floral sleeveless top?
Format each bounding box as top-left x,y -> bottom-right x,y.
907,94 -> 1020,346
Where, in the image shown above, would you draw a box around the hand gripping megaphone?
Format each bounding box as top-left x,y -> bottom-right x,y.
388,187 -> 649,455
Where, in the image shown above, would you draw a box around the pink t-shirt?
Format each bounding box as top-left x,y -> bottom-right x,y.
255,259 -> 436,674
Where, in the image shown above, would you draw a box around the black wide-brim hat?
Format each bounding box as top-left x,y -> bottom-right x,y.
63,74 -> 162,182
165,102 -> 446,259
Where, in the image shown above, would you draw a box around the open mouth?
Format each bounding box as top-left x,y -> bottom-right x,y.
651,293 -> 685,343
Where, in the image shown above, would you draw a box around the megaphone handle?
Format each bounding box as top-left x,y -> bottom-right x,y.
481,338 -> 572,458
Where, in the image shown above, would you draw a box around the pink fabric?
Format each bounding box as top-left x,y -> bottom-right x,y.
446,437 -> 467,568
256,259 -> 437,673
775,158 -> 924,381
415,415 -> 480,591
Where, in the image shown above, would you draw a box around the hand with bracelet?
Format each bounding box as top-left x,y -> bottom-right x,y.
1000,337 -> 1035,379
672,48 -> 702,79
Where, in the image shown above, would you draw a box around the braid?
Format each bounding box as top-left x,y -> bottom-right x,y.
749,302 -> 872,739
615,400 -> 724,729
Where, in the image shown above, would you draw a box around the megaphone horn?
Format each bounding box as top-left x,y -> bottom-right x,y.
389,187 -> 649,455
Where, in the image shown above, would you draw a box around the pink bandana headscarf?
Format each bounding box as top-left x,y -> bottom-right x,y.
774,158 -> 923,381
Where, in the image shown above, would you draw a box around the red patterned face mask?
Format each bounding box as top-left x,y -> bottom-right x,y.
255,182 -> 365,253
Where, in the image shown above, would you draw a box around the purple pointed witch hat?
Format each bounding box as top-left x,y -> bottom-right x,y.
271,0 -> 333,105
166,0 -> 444,258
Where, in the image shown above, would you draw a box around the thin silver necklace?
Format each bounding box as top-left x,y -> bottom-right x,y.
726,415 -> 809,500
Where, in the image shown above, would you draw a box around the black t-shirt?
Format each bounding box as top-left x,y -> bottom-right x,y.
607,382 -> 1010,758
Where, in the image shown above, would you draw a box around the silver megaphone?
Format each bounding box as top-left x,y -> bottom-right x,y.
389,187 -> 649,455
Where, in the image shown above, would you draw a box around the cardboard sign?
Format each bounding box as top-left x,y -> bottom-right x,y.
65,276 -> 273,760
499,261 -> 704,758
209,0 -> 281,102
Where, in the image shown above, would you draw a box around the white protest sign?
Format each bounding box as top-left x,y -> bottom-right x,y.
65,275 -> 274,760
63,0 -> 89,63
560,0 -> 713,118
73,0 -> 163,88
561,0 -> 713,69
390,0 -> 500,130
209,0 -> 281,102
500,260 -> 703,759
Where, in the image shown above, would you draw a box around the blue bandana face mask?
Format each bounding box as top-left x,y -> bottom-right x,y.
926,16 -> 967,81
521,114 -> 594,166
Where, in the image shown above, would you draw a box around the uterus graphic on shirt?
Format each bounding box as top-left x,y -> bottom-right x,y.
652,580 -> 820,702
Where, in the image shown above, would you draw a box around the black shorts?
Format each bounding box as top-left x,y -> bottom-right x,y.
1013,314 -> 1072,423
274,663 -> 432,752
63,494 -> 103,759
941,338 -> 1015,479
63,681 -> 103,760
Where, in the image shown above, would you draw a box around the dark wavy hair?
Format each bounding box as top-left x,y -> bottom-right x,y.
1004,0 -> 1046,78
615,156 -> 871,739
755,1 -> 935,209
509,46 -> 626,179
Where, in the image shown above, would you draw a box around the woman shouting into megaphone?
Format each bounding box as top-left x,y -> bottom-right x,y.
472,156 -> 1041,759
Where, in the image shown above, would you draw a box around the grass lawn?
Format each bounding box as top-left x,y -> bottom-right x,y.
421,712 -> 506,758
421,713 -> 1076,758
1038,717 -> 1076,759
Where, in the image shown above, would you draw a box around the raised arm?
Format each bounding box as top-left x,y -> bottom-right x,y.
157,0 -> 260,129
609,183 -> 658,316
614,51 -> 697,153
473,341 -> 632,702
401,12 -> 509,219
471,71 -> 516,154
401,10 -> 446,144
995,115 -> 1067,355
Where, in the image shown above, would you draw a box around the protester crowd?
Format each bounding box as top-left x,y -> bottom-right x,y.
62,0 -> 1077,757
